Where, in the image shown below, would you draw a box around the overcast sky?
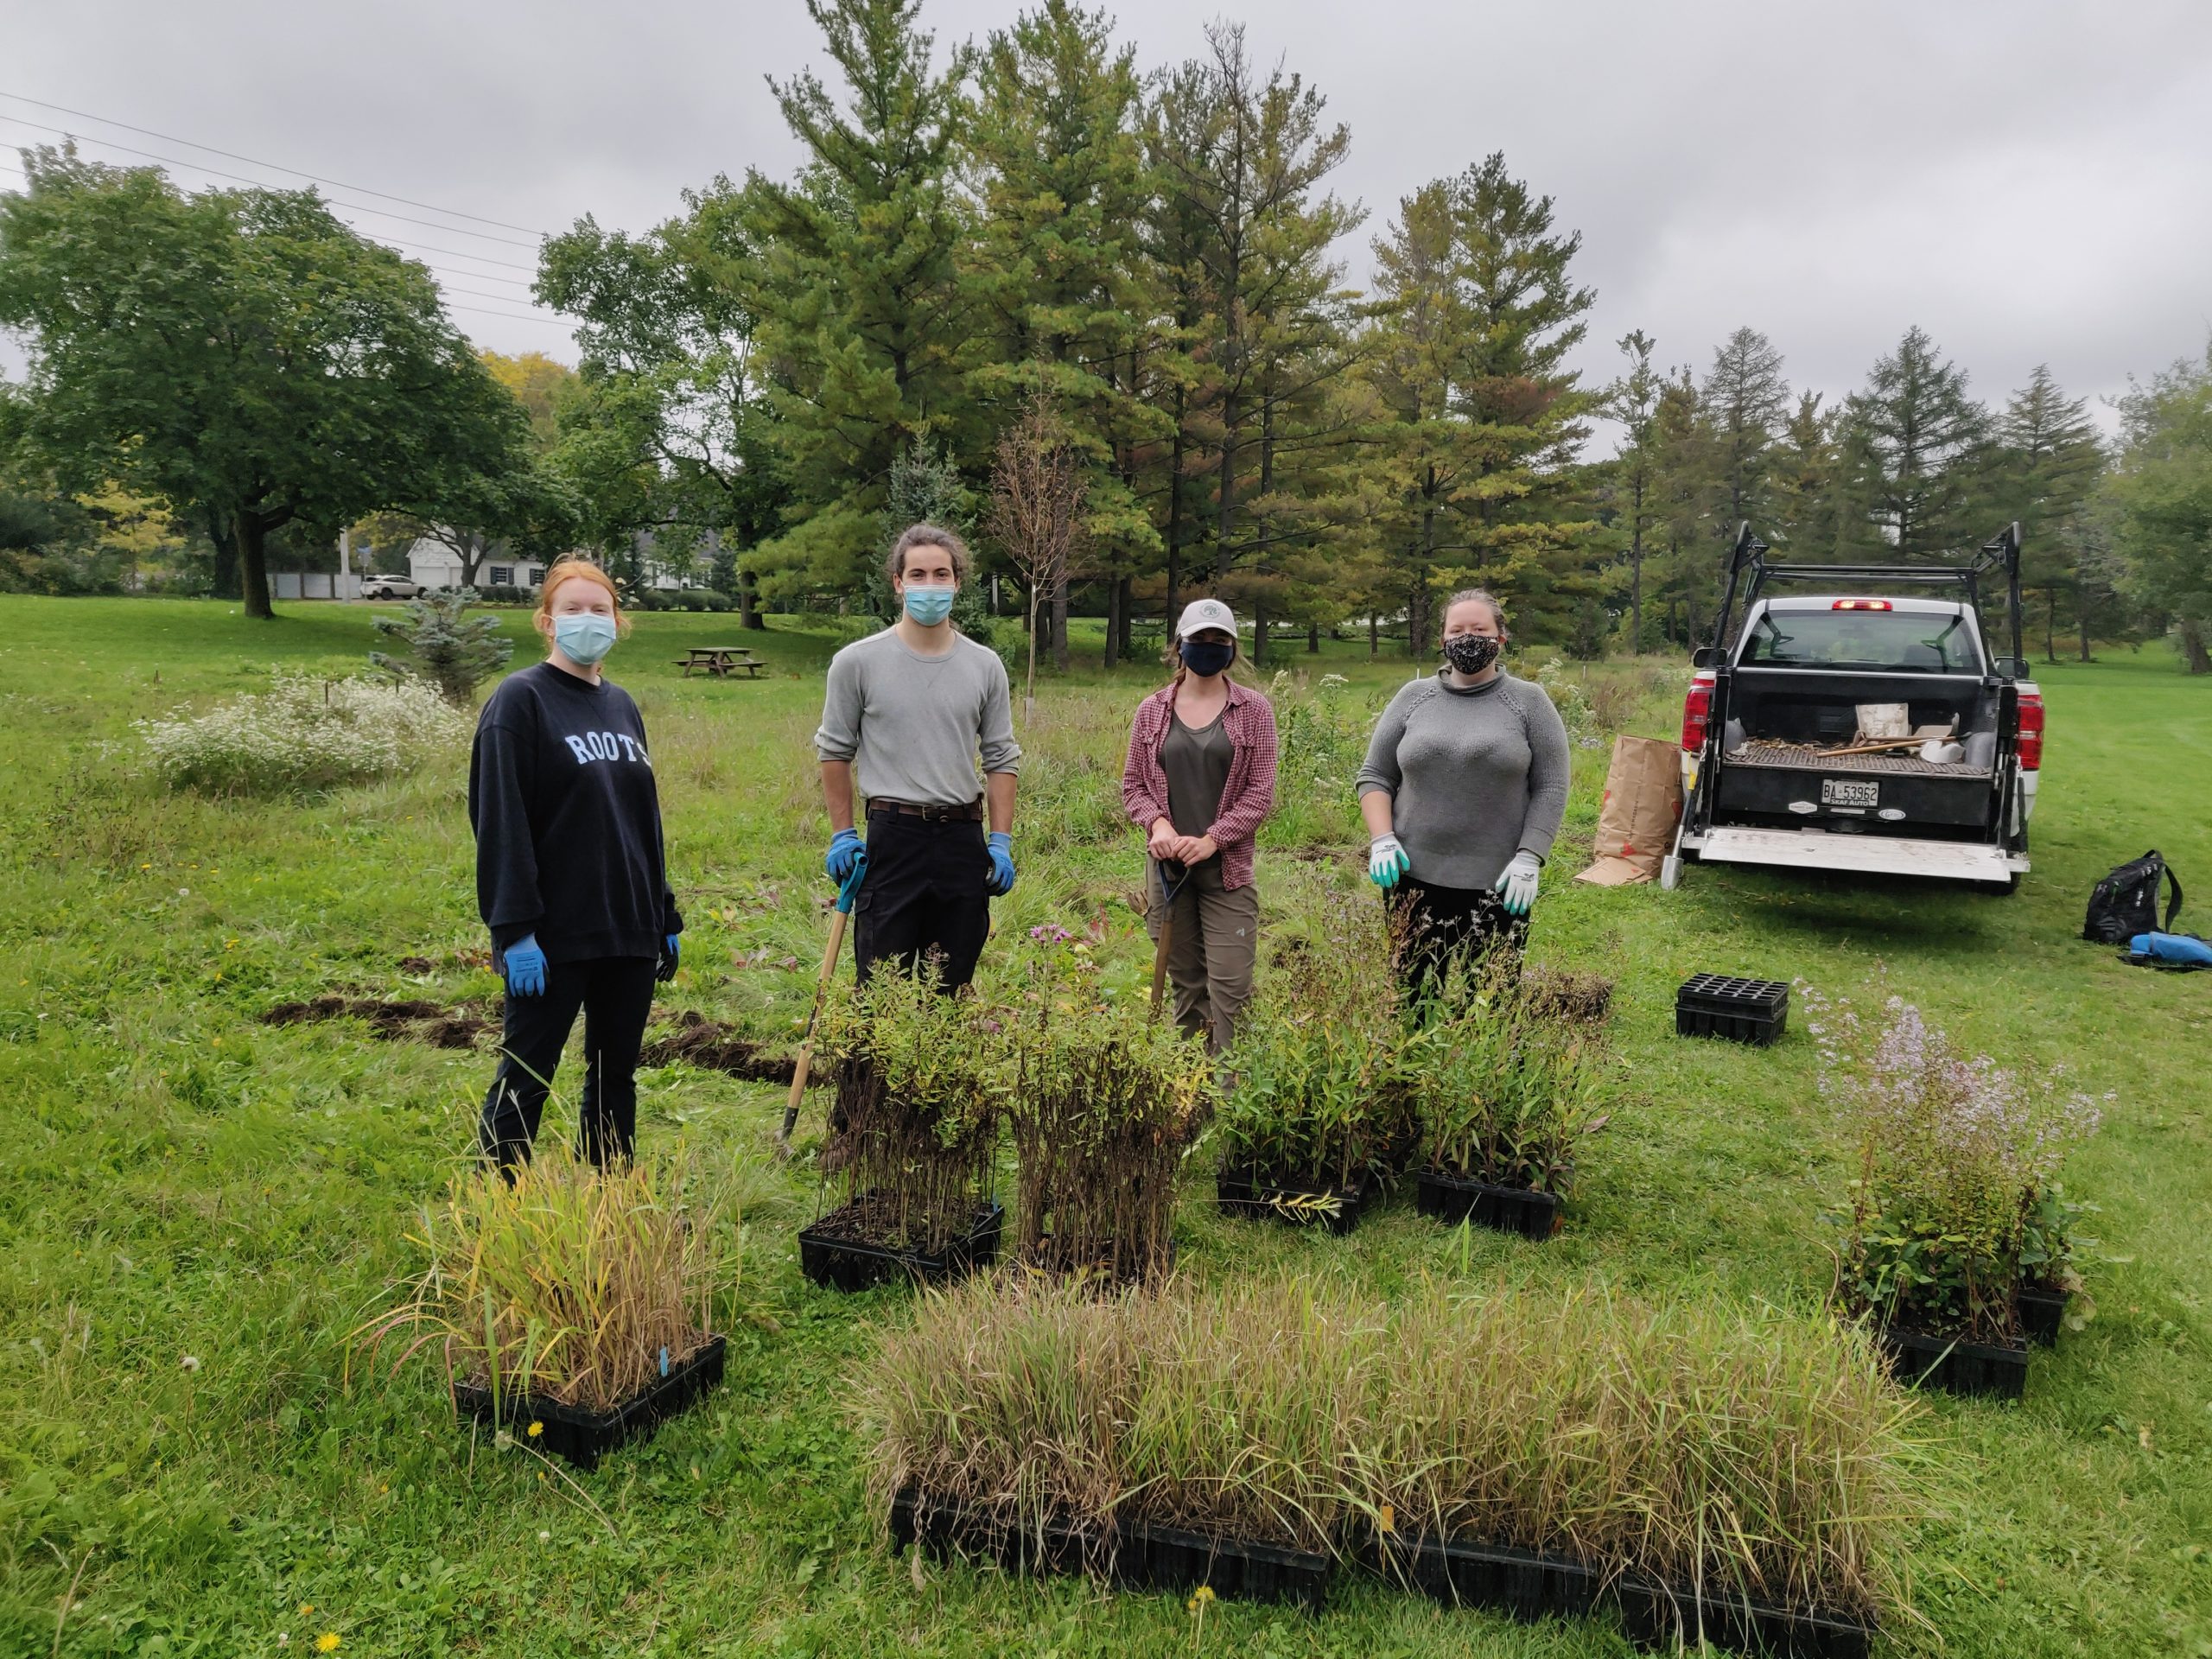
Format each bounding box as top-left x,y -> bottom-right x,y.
5,0 -> 2210,442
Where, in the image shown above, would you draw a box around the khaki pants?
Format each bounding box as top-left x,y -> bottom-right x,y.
1145,859 -> 1259,1055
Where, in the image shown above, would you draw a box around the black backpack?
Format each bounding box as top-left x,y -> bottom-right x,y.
2083,849 -> 2183,944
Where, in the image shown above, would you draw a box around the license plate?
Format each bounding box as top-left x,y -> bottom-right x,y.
1821,779 -> 1879,808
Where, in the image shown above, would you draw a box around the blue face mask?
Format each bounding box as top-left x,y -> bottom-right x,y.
553,612 -> 619,666
902,585 -> 956,626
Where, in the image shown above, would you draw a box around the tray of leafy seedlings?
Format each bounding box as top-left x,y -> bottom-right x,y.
2014,1180 -> 2093,1347
354,1140 -> 737,1471
1406,963 -> 1610,1241
1002,938 -> 1211,1286
865,1274 -> 1922,1657
1214,893 -> 1415,1236
1806,987 -> 2104,1401
798,969 -> 1005,1292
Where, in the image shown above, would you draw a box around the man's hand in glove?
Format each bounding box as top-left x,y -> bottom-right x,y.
502,934 -> 548,998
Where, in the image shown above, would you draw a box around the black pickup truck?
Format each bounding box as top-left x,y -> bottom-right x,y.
1662,524 -> 2042,893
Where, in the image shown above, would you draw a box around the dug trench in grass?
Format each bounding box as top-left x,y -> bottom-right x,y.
865,1274 -> 1931,1637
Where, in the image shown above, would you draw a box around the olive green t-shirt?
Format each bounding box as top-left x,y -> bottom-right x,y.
1160,706 -> 1233,847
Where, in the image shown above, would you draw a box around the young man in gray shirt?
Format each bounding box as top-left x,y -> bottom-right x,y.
813,524 -> 1020,989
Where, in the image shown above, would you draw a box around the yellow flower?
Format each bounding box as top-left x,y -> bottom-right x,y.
1378,1503 -> 1395,1535
526,1421 -> 543,1438
315,1635 -> 340,1654
299,1604 -> 314,1617
1186,1585 -> 1214,1611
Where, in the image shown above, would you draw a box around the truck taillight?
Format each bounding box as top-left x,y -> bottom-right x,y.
1681,671 -> 1715,753
2016,690 -> 2044,771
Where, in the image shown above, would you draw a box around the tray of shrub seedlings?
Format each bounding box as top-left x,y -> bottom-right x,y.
1876,1325 -> 2027,1401
1215,1163 -> 1376,1235
2015,1280 -> 2069,1347
455,1337 -> 728,1472
799,1197 -> 1004,1293
889,1487 -> 1333,1610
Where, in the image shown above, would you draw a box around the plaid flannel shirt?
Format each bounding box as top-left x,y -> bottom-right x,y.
1120,679 -> 1278,891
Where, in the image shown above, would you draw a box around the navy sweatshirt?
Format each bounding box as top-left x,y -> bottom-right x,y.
468,661 -> 682,965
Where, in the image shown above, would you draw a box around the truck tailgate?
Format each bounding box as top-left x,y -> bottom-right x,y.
1688,826 -> 2024,884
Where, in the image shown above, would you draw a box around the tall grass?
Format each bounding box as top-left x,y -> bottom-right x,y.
137,669 -> 468,794
356,1138 -> 737,1414
865,1275 -> 1929,1622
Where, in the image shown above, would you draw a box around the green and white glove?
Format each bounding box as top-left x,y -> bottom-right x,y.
1368,834 -> 1410,890
1495,850 -> 1542,916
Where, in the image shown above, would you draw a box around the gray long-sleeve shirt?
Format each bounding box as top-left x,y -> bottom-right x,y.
1355,671 -> 1571,889
814,627 -> 1020,806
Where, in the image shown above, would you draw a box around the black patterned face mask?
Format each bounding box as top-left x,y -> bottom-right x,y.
1443,633 -> 1501,676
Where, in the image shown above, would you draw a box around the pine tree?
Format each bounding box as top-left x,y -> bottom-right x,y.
1699,327 -> 1789,529
1768,391 -> 1846,558
736,0 -> 974,594
1841,326 -> 1990,560
1993,365 -> 2103,661
1600,329 -> 1663,653
2107,346 -> 2212,673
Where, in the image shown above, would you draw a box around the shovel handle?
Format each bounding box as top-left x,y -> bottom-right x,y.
778,903 -> 850,1147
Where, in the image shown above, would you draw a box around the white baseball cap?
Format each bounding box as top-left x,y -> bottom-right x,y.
1175,597 -> 1238,639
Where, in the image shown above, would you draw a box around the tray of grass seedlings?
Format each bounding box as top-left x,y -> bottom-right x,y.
1001,944 -> 1211,1287
1214,894 -> 1416,1236
864,1275 -> 1928,1656
798,971 -> 1004,1292
1405,963 -> 1611,1241
354,1140 -> 737,1471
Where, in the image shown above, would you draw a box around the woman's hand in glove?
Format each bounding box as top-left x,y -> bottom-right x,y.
1495,850 -> 1542,916
503,934 -> 548,998
1368,834 -> 1409,890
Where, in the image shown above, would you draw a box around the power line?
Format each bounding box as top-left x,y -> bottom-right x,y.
0,89 -> 555,238
0,114 -> 542,247
448,302 -> 575,328
366,238 -> 540,274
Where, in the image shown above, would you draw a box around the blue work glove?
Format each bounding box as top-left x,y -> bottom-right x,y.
1495,850 -> 1542,917
502,933 -> 548,998
985,831 -> 1017,896
657,932 -> 680,983
824,828 -> 864,881
1368,834 -> 1409,890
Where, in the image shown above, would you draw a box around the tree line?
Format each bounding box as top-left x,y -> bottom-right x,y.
4,0 -> 2212,669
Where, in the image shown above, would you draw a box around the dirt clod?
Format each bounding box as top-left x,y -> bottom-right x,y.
261,995 -> 498,1049
638,1010 -> 801,1085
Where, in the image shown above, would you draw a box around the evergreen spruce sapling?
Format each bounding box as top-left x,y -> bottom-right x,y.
372,589 -> 514,705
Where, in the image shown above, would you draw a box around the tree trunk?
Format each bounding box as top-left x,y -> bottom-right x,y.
1103,576 -> 1121,670
461,531 -> 487,588
2044,588 -> 2056,664
2181,618 -> 2212,675
1630,530 -> 1643,656
1252,599 -> 1268,670
1025,594 -> 1041,718
236,514 -> 275,620
1307,622 -> 1319,654
2077,592 -> 2091,662
1165,386 -> 1187,628
1116,575 -> 1133,663
1368,611 -> 1378,658
740,567 -> 766,630
1050,576 -> 1069,672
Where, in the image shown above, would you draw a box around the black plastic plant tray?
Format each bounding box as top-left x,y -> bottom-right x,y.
1615,1575 -> 1874,1659
1370,1533 -> 1873,1658
798,1200 -> 1003,1293
1414,1168 -> 1563,1239
1675,975 -> 1789,1046
1879,1326 -> 2028,1401
889,1486 -> 1332,1610
2016,1283 -> 2069,1347
453,1334 -> 726,1471
1216,1165 -> 1372,1236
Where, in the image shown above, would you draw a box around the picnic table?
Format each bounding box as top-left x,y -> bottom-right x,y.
677,645 -> 767,679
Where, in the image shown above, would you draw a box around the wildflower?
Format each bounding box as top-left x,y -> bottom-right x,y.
315,1635 -> 340,1654
538,1529 -> 551,1543
300,1605 -> 313,1616
1186,1585 -> 1215,1613
526,1421 -> 543,1438
179,1355 -> 200,1372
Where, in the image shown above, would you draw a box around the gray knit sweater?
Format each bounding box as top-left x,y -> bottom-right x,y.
1355,671 -> 1572,889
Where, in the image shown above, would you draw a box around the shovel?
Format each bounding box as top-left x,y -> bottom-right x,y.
778,852 -> 868,1152
1147,857 -> 1189,1020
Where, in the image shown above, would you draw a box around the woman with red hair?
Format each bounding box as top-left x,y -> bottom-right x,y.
468,559 -> 682,1171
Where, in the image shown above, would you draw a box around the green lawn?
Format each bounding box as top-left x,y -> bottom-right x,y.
3,595 -> 2208,1658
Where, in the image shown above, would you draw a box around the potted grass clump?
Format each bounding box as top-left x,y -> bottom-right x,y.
1807,987 -> 2105,1398
798,968 -> 1005,1292
862,1274 -> 1929,1651
1215,894 -> 1413,1232
1407,966 -> 1610,1239
355,1138 -> 736,1471
1004,942 -> 1212,1284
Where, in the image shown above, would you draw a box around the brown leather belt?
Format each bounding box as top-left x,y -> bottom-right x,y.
867,798 -> 984,823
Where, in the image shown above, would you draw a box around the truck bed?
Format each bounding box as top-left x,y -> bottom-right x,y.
1726,739 -> 1992,779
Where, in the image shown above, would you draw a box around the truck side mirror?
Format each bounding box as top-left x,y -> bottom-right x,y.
1690,645 -> 1719,669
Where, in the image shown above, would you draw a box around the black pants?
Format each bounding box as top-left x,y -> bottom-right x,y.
1387,876 -> 1529,1007
479,956 -> 658,1172
854,811 -> 990,991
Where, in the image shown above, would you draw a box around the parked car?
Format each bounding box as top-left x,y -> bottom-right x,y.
360,574 -> 428,600
1665,523 -> 2039,893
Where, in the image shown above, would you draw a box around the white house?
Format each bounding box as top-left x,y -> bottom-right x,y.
402,528 -> 688,593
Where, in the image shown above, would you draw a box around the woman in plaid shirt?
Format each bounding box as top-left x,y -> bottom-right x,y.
1120,598 -> 1279,1053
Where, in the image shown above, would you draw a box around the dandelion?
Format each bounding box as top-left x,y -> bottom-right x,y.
315,1634 -> 340,1654
526,1421 -> 543,1438
179,1355 -> 200,1372
299,1604 -> 313,1616
1186,1585 -> 1214,1611
537,1529 -> 551,1543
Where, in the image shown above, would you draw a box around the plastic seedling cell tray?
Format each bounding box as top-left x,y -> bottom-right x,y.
453,1334 -> 726,1471
1675,975 -> 1789,1046
890,1486 -> 1331,1611
1216,1165 -> 1373,1236
1414,1168 -> 1563,1239
1613,1576 -> 1875,1659
2016,1282 -> 2069,1347
1878,1326 -> 2028,1401
798,1199 -> 1003,1293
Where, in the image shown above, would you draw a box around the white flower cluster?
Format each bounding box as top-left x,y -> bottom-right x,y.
137,671 -> 469,794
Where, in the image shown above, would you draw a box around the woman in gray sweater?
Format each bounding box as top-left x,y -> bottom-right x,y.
1356,588 -> 1571,996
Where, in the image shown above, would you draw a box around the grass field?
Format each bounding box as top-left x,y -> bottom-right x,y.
3,594 -> 2208,1658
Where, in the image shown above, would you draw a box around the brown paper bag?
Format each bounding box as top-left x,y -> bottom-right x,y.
1576,734 -> 1682,887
